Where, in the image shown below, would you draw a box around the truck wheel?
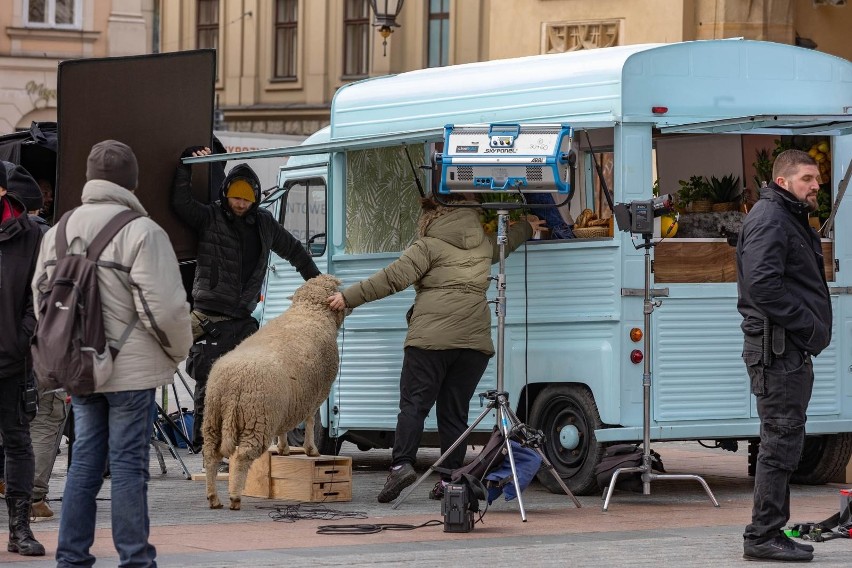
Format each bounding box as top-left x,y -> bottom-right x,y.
528,385 -> 604,496
285,410 -> 342,456
791,433 -> 852,485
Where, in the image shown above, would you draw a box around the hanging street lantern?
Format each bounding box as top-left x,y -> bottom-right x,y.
368,0 -> 405,56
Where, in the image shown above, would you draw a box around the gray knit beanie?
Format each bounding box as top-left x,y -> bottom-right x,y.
86,140 -> 138,190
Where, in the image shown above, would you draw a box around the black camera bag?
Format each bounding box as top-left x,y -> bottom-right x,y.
595,443 -> 665,493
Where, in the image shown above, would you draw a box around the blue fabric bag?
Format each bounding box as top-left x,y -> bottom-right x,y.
484,440 -> 542,503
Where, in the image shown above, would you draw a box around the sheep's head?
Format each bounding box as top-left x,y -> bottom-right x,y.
291,274 -> 346,327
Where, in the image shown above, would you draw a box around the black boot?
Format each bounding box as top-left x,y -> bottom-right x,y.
6,497 -> 46,556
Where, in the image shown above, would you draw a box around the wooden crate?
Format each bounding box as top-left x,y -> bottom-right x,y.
190,445 -> 307,481
242,452 -> 352,502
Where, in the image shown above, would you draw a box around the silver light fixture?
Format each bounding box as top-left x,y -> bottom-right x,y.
368,0 -> 405,56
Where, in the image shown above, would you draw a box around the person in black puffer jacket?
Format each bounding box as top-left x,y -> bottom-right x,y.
171,146 -> 320,453
0,166 -> 45,557
737,149 -> 831,563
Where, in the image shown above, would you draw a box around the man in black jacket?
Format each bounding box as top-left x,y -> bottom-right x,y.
172,147 -> 321,453
737,149 -> 831,563
0,166 -> 45,556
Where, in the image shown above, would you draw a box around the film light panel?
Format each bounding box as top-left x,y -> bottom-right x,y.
437,123 -> 574,194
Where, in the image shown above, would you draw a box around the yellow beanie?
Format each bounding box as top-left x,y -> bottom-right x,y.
226,179 -> 256,203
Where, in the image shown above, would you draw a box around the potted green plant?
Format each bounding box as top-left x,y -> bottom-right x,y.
677,175 -> 712,212
707,174 -> 742,212
752,148 -> 773,191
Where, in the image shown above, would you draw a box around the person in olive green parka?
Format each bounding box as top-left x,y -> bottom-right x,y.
328,195 -> 544,503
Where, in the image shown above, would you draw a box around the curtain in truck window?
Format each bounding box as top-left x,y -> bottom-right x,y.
345,146 -> 424,254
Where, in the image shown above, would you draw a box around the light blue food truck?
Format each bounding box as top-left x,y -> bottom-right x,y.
212,39 -> 852,495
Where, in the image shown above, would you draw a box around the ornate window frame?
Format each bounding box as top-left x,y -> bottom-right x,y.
23,0 -> 83,30
541,19 -> 622,54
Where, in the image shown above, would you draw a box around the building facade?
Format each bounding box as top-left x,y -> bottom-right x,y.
3,1 -> 850,136
0,0 -> 158,134
158,0 -> 852,136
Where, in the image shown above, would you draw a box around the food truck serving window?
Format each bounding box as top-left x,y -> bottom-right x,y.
279,177 -> 327,257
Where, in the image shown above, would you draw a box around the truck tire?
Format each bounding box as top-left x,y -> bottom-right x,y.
528,384 -> 604,496
285,410 -> 342,456
791,433 -> 852,485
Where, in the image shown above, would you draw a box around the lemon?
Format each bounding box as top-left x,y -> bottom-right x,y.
817,142 -> 829,154
660,216 -> 678,238
808,147 -> 819,158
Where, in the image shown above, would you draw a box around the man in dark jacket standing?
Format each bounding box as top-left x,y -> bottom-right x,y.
172,147 -> 321,453
0,164 -> 45,556
737,149 -> 831,563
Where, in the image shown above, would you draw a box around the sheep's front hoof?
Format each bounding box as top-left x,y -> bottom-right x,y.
229,498 -> 241,511
304,445 -> 320,457
278,444 -> 290,456
208,496 -> 223,509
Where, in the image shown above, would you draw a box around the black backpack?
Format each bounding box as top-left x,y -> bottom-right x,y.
595,443 -> 666,493
31,209 -> 142,396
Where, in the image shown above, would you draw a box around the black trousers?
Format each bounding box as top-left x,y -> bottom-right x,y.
392,346 -> 490,477
186,317 -> 258,450
742,340 -> 814,543
0,377 -> 35,500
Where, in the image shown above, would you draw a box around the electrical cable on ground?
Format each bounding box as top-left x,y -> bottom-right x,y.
316,519 -> 443,535
256,503 -> 368,523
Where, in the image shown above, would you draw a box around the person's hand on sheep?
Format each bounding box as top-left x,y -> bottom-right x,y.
522,214 -> 548,234
328,292 -> 347,311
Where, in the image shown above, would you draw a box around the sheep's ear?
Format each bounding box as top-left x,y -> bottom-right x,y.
286,294 -> 294,301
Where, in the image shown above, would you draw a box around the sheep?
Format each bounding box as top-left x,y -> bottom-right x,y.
202,274 -> 345,510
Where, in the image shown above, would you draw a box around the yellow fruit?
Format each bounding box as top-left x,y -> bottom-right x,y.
660,216 -> 678,238
815,152 -> 825,162
817,142 -> 829,154
808,147 -> 819,158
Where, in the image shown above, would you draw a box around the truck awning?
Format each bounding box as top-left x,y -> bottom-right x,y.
183,127 -> 445,165
659,114 -> 852,136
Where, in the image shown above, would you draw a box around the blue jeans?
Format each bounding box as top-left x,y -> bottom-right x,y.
525,193 -> 575,239
56,389 -> 157,568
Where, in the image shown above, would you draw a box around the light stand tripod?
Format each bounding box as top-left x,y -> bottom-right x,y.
393,206 -> 582,518
602,233 -> 719,511
149,372 -> 196,480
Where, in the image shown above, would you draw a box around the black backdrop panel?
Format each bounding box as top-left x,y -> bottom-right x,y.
57,50 -> 216,260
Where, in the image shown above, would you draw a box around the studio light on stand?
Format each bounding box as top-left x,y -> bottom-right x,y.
368,0 -> 405,57
606,197 -> 720,511
392,123 -> 582,520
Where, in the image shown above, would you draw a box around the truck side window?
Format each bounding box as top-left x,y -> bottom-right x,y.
345,146 -> 423,254
279,177 -> 327,256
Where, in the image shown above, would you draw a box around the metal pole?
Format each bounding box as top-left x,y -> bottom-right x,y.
495,209 -> 508,393
603,233 -> 719,511
642,236 -> 653,494
494,209 -> 527,520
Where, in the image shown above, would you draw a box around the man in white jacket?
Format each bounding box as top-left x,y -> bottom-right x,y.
32,140 -> 192,567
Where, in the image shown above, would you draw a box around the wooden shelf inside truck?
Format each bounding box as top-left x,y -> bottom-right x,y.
654,239 -> 834,283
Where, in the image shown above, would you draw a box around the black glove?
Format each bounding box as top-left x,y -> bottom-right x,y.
180,145 -> 208,159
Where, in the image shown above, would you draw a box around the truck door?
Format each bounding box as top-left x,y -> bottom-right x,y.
260,174 -> 328,325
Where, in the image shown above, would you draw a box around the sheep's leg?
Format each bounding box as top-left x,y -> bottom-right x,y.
277,433 -> 290,456
228,440 -> 265,510
203,442 -> 224,509
303,412 -> 320,457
